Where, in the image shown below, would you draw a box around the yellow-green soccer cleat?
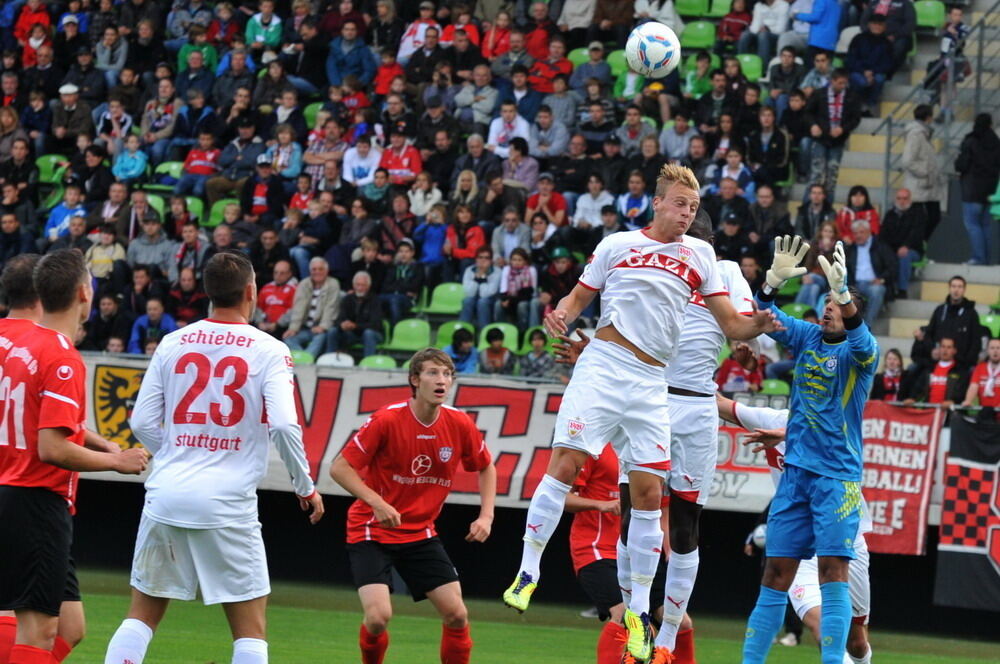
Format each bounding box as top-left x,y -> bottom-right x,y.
622,609 -> 654,662
502,571 -> 536,613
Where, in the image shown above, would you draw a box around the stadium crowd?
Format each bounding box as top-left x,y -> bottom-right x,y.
0,0 -> 996,384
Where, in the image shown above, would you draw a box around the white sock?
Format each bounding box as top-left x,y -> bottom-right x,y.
626,508 -> 662,616
848,644 -> 872,664
519,474 -> 572,580
616,537 -> 632,606
104,618 -> 154,664
655,548 -> 700,649
232,637 -> 268,664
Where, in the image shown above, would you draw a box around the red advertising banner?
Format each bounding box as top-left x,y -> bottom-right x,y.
861,401 -> 944,555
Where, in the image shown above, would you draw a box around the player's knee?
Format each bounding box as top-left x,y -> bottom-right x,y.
761,560 -> 796,591
847,626 -> 868,656
441,604 -> 468,629
364,607 -> 392,633
817,557 -> 849,583
549,448 -> 586,484
680,612 -> 694,630
628,479 -> 662,511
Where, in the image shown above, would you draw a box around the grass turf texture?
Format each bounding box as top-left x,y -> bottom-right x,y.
69,569 -> 995,663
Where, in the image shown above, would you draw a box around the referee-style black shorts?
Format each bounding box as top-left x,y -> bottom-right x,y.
0,486 -> 80,616
576,556 -> 668,621
346,537 -> 460,602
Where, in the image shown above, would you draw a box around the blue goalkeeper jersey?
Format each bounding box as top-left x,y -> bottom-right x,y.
757,297 -> 879,482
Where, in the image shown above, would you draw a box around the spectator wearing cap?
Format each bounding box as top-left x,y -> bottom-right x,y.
527,36 -> 571,95
498,64 -> 543,123
592,134 -> 629,195
52,83 -> 95,153
396,1 -> 441,67
847,15 -> 893,116
423,130 -> 459,195
491,29 -> 535,81
416,95 -> 460,154
454,64 -> 498,136
528,105 -> 569,168
206,116 -> 265,205
860,0 -> 915,74
539,244 -> 583,316
140,78 -> 182,166
63,46 -> 108,107
53,14 -> 88,71
715,212 -> 755,261
168,89 -> 219,161
486,101 -> 530,159
126,213 -> 175,277
240,154 -> 286,227
569,42 -> 612,95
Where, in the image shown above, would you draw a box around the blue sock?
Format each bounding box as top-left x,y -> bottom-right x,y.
819,581 -> 851,664
741,585 -> 787,664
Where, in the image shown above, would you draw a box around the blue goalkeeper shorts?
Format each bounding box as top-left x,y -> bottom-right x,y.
766,464 -> 862,560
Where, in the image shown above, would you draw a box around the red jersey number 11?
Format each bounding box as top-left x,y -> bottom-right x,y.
0,367 -> 27,449
173,352 -> 249,427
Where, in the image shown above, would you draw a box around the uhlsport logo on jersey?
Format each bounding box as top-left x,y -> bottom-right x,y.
56,365 -> 74,380
438,445 -> 453,462
568,419 -> 585,437
412,454 -> 433,475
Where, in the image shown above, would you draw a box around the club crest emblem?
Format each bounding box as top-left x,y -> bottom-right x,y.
568,419 -> 585,437
678,246 -> 693,262
438,446 -> 453,462
825,357 -> 838,371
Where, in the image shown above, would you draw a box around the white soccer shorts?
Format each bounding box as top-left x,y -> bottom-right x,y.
788,535 -> 871,624
130,514 -> 271,605
667,394 -> 719,506
554,337 -> 670,478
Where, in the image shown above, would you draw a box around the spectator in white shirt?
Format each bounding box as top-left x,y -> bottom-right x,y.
342,136 -> 382,187
739,0 -> 790,64
573,173 -> 616,228
486,101 -> 531,159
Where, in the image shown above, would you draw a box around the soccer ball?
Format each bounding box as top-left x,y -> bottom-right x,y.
625,22 -> 682,79
752,523 -> 768,549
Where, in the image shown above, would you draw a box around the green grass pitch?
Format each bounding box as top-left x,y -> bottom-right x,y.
67,569 -> 996,663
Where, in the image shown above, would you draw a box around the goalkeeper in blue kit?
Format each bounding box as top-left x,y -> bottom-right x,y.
741,237 -> 879,664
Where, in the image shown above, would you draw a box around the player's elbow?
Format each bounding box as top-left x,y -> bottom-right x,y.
37,431 -> 66,466
329,454 -> 350,484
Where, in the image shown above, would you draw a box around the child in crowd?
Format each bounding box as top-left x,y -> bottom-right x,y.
479,327 -> 515,375
288,173 -> 314,211
85,223 -> 127,288
112,133 -> 149,185
443,327 -> 478,374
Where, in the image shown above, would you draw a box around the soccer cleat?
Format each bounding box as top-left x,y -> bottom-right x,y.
502,571 -> 536,613
649,646 -> 675,664
622,609 -> 654,662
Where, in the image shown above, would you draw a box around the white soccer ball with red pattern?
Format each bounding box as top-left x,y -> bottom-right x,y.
625,21 -> 682,79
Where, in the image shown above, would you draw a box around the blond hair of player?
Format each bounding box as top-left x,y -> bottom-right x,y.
104,252 -> 323,664
505,164 -> 781,662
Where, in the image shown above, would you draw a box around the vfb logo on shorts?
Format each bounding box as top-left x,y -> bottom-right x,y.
568,419 -> 585,437
438,446 -> 453,462
412,454 -> 433,475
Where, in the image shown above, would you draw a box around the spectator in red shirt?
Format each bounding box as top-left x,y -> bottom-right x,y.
524,1 -> 558,61
716,341 -> 764,393
527,36 -> 572,95
903,337 -> 970,407
961,338 -> 1000,410
255,258 -> 298,336
374,50 -> 404,99
378,131 -> 422,187
174,131 -> 221,198
14,0 -> 52,47
525,172 -> 567,227
481,10 -> 512,60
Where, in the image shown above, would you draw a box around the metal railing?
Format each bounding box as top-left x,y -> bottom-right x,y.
873,0 -> 1000,212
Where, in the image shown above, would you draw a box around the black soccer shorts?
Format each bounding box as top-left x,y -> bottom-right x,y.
346,537 -> 460,602
575,556 -> 668,622
0,486 -> 79,615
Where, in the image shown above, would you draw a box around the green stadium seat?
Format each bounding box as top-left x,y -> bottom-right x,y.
146,193 -> 166,219
414,282 -> 464,316
980,313 -> 1000,338
681,51 -> 721,76
781,302 -> 812,319
707,0 -> 732,17
680,22 -> 716,51
607,49 -> 629,78
185,196 -> 205,223
760,378 -> 791,395
143,161 -> 185,192
382,318 -> 432,353
290,350 -> 315,365
568,47 -> 590,68
40,184 -> 65,211
914,0 -> 945,29
435,320 -> 475,348
737,53 -> 764,82
303,101 -> 323,129
358,354 -> 398,369
676,0 -> 709,16
778,276 -> 801,297
36,154 -> 68,184
478,322 -> 520,352
207,198 -> 239,228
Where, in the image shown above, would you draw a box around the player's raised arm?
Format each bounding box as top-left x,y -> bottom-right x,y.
818,241 -> 880,368
262,348 -> 323,524
749,234 -> 814,349
705,295 -> 782,340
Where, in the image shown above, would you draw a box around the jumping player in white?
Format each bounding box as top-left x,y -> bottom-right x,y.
504,164 -> 781,662
104,252 -> 325,664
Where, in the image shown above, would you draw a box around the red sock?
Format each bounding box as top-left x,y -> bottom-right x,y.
49,637 -> 71,664
8,645 -> 54,664
0,616 -> 16,664
597,621 -> 626,664
359,624 -> 388,664
439,624 -> 472,664
673,628 -> 696,664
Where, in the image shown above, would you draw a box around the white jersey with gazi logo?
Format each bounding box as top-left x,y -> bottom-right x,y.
130,319 -> 315,529
666,260 -> 754,394
579,230 -> 727,365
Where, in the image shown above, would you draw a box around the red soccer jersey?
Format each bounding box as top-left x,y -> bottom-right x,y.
0,323 -> 87,512
258,281 -> 297,322
928,361 -> 954,403
569,444 -> 621,574
969,361 -> 1000,407
341,400 -> 492,544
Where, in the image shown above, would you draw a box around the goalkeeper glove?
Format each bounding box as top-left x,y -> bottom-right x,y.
765,235 -> 810,291
817,240 -> 852,305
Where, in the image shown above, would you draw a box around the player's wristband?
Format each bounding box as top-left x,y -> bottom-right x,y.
831,287 -> 852,306
843,311 -> 863,330
758,284 -> 776,301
